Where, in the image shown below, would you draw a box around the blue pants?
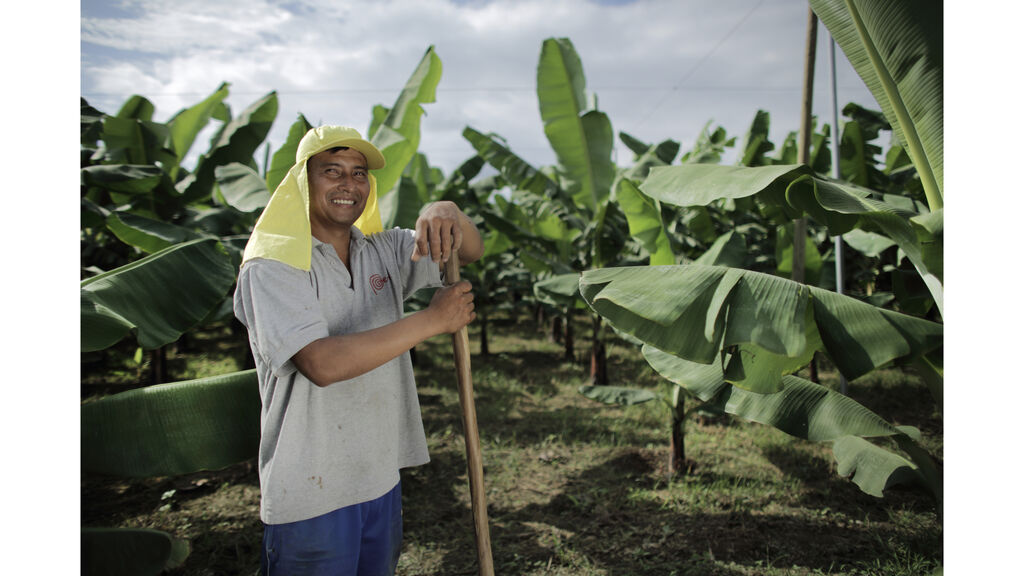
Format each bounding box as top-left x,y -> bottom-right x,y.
261,481 -> 403,576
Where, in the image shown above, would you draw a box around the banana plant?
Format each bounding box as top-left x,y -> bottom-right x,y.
81,239 -> 236,353
82,86 -> 280,275
640,163 -> 942,317
580,265 -> 943,503
575,0 -> 943,504
811,0 -> 942,213
81,239 -> 255,575
368,46 -> 444,219
465,37 -> 646,385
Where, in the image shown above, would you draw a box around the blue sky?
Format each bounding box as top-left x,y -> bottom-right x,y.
79,0 -> 878,174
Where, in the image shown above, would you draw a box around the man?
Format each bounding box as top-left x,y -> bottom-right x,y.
233,125 -> 483,575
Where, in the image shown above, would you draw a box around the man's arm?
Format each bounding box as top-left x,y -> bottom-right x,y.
292,279 -> 475,387
411,201 -> 483,265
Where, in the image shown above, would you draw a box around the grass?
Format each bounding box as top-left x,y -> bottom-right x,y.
80,311 -> 942,575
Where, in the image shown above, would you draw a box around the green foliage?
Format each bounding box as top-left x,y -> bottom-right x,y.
537,38 -> 616,212
580,265 -> 941,387
571,0 -> 944,509
81,86 -> 281,275
810,0 -> 943,210
640,164 -> 943,316
370,46 -> 443,210
81,370 -> 260,477
81,239 -> 235,352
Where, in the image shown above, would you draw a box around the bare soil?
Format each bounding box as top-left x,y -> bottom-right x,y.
81,317 -> 941,575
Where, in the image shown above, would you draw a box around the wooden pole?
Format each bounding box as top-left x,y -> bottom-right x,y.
443,252 -> 495,576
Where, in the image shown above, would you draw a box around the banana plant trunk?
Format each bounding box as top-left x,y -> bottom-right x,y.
564,308 -> 575,362
589,315 -> 607,386
149,346 -> 168,384
669,386 -> 686,476
479,307 -> 490,357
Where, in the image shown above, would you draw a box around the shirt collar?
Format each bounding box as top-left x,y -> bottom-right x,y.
311,227 -> 367,256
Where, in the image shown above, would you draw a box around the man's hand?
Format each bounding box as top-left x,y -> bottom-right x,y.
427,280 -> 476,333
412,201 -> 466,263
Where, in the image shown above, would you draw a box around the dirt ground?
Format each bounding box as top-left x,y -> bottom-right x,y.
81,318 -> 942,575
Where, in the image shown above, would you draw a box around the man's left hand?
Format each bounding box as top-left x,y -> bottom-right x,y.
412,201 -> 463,263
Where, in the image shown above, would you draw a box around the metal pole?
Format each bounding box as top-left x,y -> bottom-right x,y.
828,35 -> 849,396
443,253 -> 495,576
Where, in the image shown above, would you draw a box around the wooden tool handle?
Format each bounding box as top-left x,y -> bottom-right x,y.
443,252 -> 495,576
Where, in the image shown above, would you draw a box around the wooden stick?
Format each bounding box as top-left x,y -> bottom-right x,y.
443,252 -> 495,576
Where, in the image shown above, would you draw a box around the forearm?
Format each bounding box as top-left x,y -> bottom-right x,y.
292,309 -> 441,387
455,210 -> 483,264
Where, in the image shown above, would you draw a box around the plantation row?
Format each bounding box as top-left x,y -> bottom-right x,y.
81,1 -> 941,574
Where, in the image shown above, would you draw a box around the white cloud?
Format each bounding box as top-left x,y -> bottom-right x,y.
81,0 -> 877,173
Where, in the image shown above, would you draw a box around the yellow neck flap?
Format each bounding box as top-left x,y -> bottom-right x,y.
240,126 -> 385,271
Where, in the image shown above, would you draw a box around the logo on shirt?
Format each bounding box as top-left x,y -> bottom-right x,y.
369,273 -> 389,295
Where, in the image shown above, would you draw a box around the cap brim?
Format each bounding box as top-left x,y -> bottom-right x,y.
326,138 -> 387,170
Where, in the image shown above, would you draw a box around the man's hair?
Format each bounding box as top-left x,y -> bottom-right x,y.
306,146 -> 352,168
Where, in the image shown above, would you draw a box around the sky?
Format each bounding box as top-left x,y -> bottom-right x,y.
79,0 -> 879,175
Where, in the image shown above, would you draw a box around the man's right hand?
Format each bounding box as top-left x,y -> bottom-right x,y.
428,280 -> 476,334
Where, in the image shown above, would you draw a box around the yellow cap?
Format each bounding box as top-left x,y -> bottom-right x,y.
296,125 -> 386,170
240,126 -> 386,270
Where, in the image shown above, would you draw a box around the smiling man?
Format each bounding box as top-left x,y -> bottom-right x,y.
233,125 -> 483,576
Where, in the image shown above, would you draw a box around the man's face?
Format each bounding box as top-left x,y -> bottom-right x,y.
307,147 -> 371,235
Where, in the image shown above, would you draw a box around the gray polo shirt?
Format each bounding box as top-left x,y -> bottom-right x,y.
233,227 -> 442,524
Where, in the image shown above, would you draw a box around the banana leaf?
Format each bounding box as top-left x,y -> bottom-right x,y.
737,109 -> 774,167
81,238 -> 236,352
841,228 -> 896,257
81,164 -> 163,195
99,114 -> 177,168
215,162 -> 271,213
694,231 -> 747,268
82,528 -> 190,576
81,370 -> 260,477
179,91 -> 278,203
537,38 -> 616,212
381,153 -> 435,229
809,0 -> 942,210
640,164 -> 943,316
775,223 -> 823,286
643,345 -> 938,502
613,178 -> 674,265
117,95 -> 155,121
463,126 -> 572,208
369,46 -> 442,201
265,113 -> 313,193
534,273 -> 583,309
833,436 -> 926,498
620,132 -> 679,166
580,265 -> 942,388
82,98 -> 105,145
105,212 -> 208,254
166,82 -> 230,172
681,121 -> 735,165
